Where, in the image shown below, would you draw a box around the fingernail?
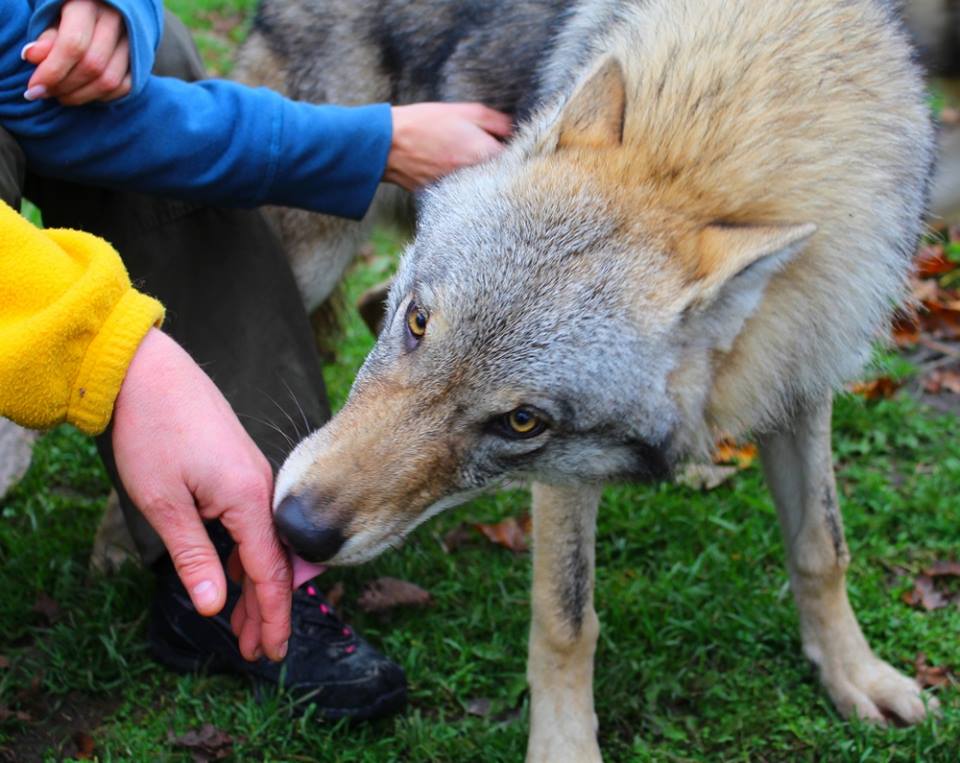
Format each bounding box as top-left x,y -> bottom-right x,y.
23,85 -> 47,102
20,42 -> 36,61
278,641 -> 288,660
192,580 -> 218,609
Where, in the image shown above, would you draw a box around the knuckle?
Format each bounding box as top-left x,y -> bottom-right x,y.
62,31 -> 89,58
79,53 -> 107,78
169,543 -> 214,574
98,69 -> 123,92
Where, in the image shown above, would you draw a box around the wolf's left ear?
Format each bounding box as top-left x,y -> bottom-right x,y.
555,58 -> 626,150
681,222 -> 817,348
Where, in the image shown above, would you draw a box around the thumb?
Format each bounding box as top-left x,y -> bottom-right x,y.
154,507 -> 228,616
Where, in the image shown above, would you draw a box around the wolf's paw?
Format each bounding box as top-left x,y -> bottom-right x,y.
820,656 -> 939,725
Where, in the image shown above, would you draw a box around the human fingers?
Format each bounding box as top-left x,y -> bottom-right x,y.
21,29 -> 57,67
460,103 -> 513,139
50,7 -> 123,99
230,586 -> 247,639
461,127 -> 506,163
26,0 -> 98,98
58,38 -> 131,105
234,525 -> 292,662
148,496 -> 229,617
237,580 -> 263,661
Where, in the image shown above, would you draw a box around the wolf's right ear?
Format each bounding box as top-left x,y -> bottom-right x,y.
680,222 -> 817,351
554,58 -> 627,150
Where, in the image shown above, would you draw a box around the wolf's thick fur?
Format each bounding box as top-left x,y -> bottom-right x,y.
239,0 -> 937,758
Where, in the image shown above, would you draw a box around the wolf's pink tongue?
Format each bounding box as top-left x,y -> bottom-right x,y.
291,554 -> 327,589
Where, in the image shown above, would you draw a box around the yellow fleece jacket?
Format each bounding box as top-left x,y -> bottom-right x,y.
0,201 -> 164,435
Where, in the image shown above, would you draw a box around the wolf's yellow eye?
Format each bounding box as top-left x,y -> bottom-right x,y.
508,408 -> 540,435
406,302 -> 428,338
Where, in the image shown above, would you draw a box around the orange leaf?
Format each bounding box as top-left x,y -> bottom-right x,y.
923,369 -> 960,395
848,377 -> 901,400
474,515 -> 531,553
915,244 -> 956,277
712,439 -> 757,469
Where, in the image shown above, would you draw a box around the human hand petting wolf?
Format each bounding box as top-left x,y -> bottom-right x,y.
112,329 -> 291,663
20,0 -> 512,180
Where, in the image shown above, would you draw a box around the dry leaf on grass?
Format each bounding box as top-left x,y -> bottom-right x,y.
922,368 -> 960,395
901,561 -> 960,611
848,377 -> 901,400
0,706 -> 32,723
72,731 -> 96,760
0,656 -> 8,670
474,515 -> 531,553
712,439 -> 757,469
169,724 -> 235,762
357,577 -> 432,613
891,307 -> 921,347
914,652 -> 957,689
441,523 -> 477,553
31,592 -> 60,624
915,244 -> 957,277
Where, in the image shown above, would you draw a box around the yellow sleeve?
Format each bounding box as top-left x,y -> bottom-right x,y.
0,201 -> 164,435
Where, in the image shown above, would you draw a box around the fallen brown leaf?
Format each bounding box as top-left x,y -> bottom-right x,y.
848,377 -> 901,400
926,560 -> 960,577
441,522 -> 477,553
325,581 -> 345,609
922,368 -> 960,395
474,515 -> 532,553
31,592 -> 60,624
914,652 -> 956,689
915,244 -> 957,277
169,724 -> 234,762
357,577 -> 432,613
891,307 -> 921,347
941,106 -> 960,126
73,731 -> 96,760
902,574 -> 949,611
0,656 -> 8,670
0,706 -> 32,723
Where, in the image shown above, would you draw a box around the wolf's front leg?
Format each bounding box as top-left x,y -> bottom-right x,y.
526,482 -> 603,763
759,394 -> 935,724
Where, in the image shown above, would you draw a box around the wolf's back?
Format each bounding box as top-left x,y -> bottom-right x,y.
538,0 -> 935,434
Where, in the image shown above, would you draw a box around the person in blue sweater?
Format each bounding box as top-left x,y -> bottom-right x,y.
1,0 -> 512,720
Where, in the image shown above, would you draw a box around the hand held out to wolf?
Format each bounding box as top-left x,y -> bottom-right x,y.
111,329 -> 292,663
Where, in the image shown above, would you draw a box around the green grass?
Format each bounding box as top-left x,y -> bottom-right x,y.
2,235 -> 960,761
4,6 -> 960,762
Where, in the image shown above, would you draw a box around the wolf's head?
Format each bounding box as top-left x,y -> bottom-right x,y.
274,60 -> 814,565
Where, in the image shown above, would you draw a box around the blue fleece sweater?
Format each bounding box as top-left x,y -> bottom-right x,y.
0,0 -> 392,219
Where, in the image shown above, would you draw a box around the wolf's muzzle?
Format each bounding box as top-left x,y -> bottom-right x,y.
274,494 -> 345,563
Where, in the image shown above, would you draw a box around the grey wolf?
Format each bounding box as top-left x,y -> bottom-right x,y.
237,0 -> 937,758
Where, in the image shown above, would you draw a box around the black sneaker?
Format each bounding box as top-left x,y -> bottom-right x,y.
147,555 -> 407,721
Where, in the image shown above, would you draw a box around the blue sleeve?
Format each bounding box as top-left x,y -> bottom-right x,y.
27,0 -> 164,97
10,78 -> 393,218
2,2 -> 393,219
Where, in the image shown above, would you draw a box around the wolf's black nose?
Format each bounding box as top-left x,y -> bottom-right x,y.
274,494 -> 345,563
